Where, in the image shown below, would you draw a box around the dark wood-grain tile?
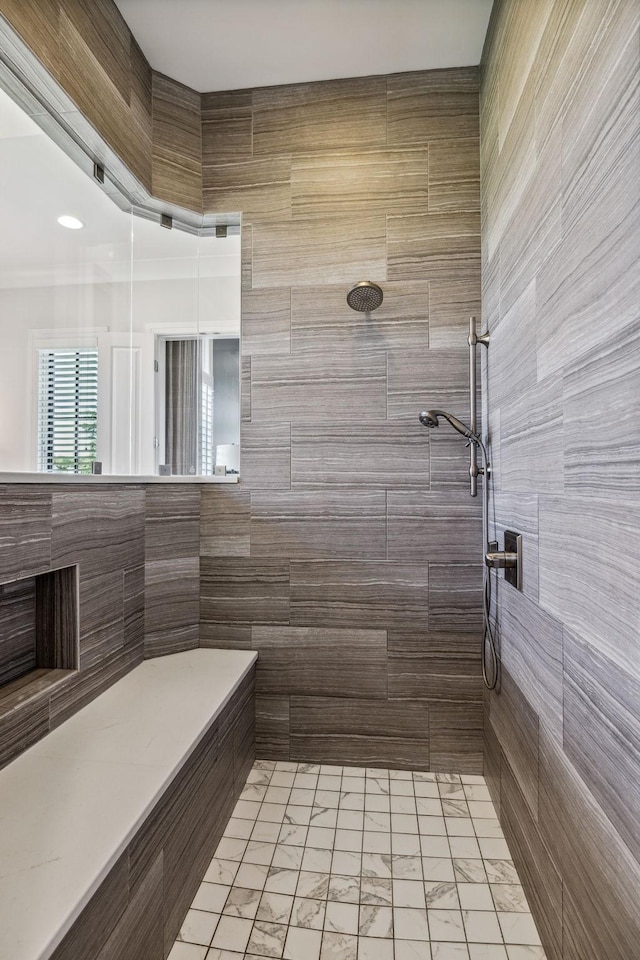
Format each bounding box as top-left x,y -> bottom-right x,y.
388,630 -> 482,702
250,489 -> 386,560
290,560 -> 429,630
253,76 -> 387,156
290,696 -> 430,769
200,557 -> 290,627
291,422 -> 429,488
251,625 -> 387,699
200,486 -> 251,558
387,67 -> 480,143
387,489 -> 481,561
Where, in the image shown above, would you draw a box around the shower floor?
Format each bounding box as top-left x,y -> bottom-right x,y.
168,760 -> 545,960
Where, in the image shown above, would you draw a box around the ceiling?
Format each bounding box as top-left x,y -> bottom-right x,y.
114,0 -> 493,93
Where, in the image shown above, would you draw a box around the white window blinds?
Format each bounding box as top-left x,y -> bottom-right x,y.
37,348 -> 98,473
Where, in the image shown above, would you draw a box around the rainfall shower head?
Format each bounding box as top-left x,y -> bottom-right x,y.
346,281 -> 383,312
419,409 -> 478,443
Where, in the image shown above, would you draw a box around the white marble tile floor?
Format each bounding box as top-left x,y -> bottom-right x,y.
169,761 -> 546,960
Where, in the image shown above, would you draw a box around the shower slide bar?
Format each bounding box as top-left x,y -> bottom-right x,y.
468,316 -> 490,497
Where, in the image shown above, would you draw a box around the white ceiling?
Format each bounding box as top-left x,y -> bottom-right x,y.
114,0 -> 493,93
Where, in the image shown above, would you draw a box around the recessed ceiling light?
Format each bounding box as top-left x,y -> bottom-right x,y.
57,215 -> 85,230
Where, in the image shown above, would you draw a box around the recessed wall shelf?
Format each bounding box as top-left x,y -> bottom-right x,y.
0,566 -> 79,760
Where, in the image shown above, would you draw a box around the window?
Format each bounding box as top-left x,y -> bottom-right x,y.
37,348 -> 98,473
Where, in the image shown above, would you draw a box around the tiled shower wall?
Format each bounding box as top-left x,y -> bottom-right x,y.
199,69 -> 484,772
481,2 -> 640,959
0,483 -> 203,767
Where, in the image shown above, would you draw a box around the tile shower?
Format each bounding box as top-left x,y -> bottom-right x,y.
0,1 -> 637,960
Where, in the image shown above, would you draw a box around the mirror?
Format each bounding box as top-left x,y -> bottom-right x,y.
0,86 -> 240,478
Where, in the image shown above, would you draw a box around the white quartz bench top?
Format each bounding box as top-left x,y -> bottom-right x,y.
0,648 -> 257,960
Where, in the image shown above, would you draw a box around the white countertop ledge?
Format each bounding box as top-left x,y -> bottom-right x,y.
0,472 -> 239,483
0,648 -> 257,960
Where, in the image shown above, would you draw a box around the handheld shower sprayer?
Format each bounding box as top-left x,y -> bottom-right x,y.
418,408 -> 499,690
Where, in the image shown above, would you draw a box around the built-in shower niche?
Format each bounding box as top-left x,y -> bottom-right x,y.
0,566 -> 78,709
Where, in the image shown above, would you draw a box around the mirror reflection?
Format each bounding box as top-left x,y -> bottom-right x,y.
0,86 -> 240,478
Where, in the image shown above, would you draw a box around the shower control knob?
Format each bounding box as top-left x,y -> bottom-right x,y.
485,550 -> 518,569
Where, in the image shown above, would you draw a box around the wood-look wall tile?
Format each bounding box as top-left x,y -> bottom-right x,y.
429,432 -> 474,489
291,422 -> 429,488
500,374 -> 564,495
241,224 -> 252,291
483,703 -> 502,814
387,67 -> 480,143
0,695 -> 49,769
291,147 -> 428,219
200,486 -> 251,557
241,423 -> 291,489
152,72 -> 202,211
0,0 -> 61,80
145,485 -> 200,562
0,579 -> 36,686
49,645 -> 136,729
256,694 -> 290,760
49,852 -> 130,960
253,76 -> 387,156
36,566 -> 78,671
251,489 -> 385,560
58,13 -> 141,196
539,496 -> 639,679
202,156 -> 291,221
428,563 -> 482,632
0,486 -> 51,583
387,489 -> 481,562
242,287 -> 291,356
488,669 -> 539,819
200,557 -> 289,626
251,353 -> 386,422
144,558 -> 199,657
563,318 -> 640,499
388,211 -> 481,281
200,623 -> 252,649
563,628 -> 640,865
497,581 -> 563,742
251,626 -> 387,699
539,729 -> 640,960
290,560 -> 429,630
536,146 -> 639,383
201,89 -> 253,163
290,280 -> 430,357
59,0 -> 131,102
252,216 -> 386,288
79,571 -> 124,670
124,564 -> 145,654
429,278 -> 480,349
388,630 -> 482,702
96,854 -> 163,960
51,486 -> 145,581
500,757 -> 563,960
129,37 -> 153,190
429,700 -> 483,773
492,492 -> 539,602
241,356 -> 252,421
290,696 -> 430,770
428,138 -> 480,212
387,347 -> 468,422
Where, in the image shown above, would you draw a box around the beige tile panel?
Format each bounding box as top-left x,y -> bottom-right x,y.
428,138 -> 480,212
251,353 -> 386,423
291,147 -> 429,219
252,216 -> 387,288
290,280 -> 429,358
202,156 -> 291,222
387,67 -> 480,143
253,76 -> 387,155
242,287 -> 291,356
387,211 -> 481,281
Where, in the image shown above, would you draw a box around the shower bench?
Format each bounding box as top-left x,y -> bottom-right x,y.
0,647 -> 257,960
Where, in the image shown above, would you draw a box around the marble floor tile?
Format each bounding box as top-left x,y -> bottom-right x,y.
172,761 -> 543,960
